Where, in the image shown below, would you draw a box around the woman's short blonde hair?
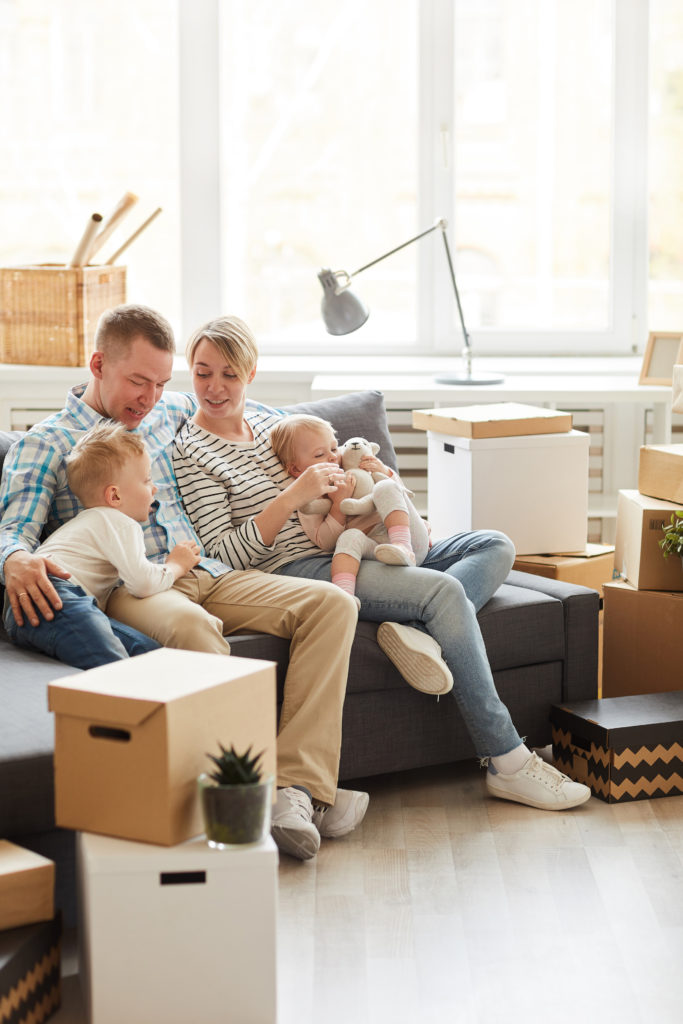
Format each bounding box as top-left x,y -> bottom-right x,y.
269,414 -> 336,470
185,315 -> 258,383
65,421 -> 147,507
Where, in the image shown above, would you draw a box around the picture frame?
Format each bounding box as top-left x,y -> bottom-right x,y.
638,331 -> 683,386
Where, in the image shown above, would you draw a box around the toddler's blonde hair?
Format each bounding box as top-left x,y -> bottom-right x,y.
65,421 -> 147,507
269,414 -> 336,471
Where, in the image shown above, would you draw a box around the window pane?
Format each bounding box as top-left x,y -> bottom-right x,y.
648,0 -> 683,331
453,0 -> 613,332
219,0 -> 419,348
0,0 -> 181,334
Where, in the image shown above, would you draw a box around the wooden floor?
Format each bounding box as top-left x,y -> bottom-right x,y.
54,752 -> 683,1024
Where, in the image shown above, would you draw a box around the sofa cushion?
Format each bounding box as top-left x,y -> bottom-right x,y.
283,390 -> 399,473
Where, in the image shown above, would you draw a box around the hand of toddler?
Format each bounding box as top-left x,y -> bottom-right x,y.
166,541 -> 201,574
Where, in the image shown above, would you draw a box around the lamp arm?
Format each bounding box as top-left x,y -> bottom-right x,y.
439,226 -> 471,357
351,220 -> 445,277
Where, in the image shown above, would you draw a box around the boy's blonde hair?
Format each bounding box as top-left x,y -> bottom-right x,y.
270,414 -> 336,470
185,315 -> 258,383
65,422 -> 148,507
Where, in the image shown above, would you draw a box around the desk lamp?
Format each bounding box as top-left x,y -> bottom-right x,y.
318,217 -> 504,385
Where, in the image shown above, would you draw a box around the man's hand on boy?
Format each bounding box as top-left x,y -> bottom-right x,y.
4,550 -> 71,628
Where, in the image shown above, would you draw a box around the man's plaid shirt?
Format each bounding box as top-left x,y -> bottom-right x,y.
0,384 -> 235,582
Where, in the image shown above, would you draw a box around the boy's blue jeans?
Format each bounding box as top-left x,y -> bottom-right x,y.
3,577 -> 160,670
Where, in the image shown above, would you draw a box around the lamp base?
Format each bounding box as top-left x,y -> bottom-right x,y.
434,370 -> 505,386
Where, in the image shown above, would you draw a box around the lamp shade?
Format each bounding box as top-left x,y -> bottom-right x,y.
318,269 -> 369,335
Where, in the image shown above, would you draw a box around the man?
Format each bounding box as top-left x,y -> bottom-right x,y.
0,304 -> 368,861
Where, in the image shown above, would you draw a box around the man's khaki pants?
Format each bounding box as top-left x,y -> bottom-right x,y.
107,568 -> 357,804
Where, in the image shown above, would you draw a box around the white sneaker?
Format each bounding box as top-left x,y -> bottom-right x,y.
486,752 -> 591,811
374,543 -> 416,566
377,621 -> 454,696
271,787 -> 321,860
312,788 -> 369,838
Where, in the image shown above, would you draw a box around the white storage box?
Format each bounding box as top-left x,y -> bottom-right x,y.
426,429 -> 589,554
77,831 -> 277,1024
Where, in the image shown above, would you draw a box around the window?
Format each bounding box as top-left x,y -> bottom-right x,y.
0,0 -> 181,330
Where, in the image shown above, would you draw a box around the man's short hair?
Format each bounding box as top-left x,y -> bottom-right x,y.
65,421 -> 148,507
269,414 -> 335,471
94,304 -> 176,357
185,315 -> 258,383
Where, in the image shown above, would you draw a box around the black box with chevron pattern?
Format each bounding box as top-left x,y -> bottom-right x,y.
0,912 -> 61,1024
551,692 -> 683,803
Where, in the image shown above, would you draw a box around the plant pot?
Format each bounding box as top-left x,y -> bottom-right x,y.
198,773 -> 274,849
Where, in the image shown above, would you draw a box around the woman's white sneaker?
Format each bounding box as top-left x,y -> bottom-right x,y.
377,621 -> 454,696
486,751 -> 591,810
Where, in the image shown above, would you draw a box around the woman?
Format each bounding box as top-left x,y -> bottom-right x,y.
172,315 -> 590,813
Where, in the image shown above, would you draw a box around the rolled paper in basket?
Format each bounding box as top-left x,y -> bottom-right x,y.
69,213 -> 103,267
85,191 -> 139,263
105,207 -> 163,265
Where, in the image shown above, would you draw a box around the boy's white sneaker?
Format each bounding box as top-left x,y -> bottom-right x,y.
377,621 -> 454,696
271,787 -> 321,860
486,752 -> 591,810
312,788 -> 369,838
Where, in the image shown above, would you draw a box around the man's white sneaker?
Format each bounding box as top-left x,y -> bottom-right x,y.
377,621 -> 454,696
312,788 -> 369,838
486,752 -> 591,811
271,787 -> 321,860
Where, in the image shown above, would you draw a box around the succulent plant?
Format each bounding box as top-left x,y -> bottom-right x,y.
205,743 -> 265,786
659,510 -> 683,559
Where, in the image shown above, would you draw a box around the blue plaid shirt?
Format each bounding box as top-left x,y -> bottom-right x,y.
0,384 -> 236,582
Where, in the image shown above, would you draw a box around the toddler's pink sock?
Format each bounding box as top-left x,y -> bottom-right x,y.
387,525 -> 413,552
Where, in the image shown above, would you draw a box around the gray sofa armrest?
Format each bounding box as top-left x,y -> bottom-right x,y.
505,570 -> 599,703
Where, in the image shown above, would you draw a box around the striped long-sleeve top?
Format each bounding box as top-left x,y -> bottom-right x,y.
172,407 -> 326,573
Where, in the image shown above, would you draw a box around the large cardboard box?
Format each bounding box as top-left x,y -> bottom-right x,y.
48,648 -> 277,846
551,692 -> 683,802
614,489 -> 683,591
412,402 -> 573,439
513,544 -> 616,595
638,443 -> 683,504
0,913 -> 61,1024
602,582 -> 683,698
77,832 -> 277,1024
0,842 -> 54,931
423,428 -> 589,552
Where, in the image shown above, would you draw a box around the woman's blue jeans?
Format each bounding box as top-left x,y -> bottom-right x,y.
3,577 -> 160,670
275,529 -> 522,758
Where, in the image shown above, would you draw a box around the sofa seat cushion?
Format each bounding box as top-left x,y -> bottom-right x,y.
0,635 -> 82,834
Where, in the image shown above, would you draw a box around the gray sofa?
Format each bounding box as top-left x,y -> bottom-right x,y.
0,390 -> 599,924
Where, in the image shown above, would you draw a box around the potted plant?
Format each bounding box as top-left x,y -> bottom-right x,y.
659,510 -> 683,563
198,743 -> 273,849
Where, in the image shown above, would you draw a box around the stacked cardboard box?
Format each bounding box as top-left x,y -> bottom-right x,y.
0,842 -> 61,1024
48,648 -> 279,1024
604,445 -> 683,697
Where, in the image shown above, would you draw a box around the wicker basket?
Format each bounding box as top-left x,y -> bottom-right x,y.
0,264 -> 127,367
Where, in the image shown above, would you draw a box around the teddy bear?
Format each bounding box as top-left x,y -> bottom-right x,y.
301,436 -> 390,516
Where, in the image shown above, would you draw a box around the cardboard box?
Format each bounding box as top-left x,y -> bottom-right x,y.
0,264 -> 126,366
602,582 -> 683,698
638,443 -> 683,504
0,842 -> 54,931
77,832 -> 276,1024
0,913 -> 61,1024
424,428 -> 589,553
551,692 -> 683,802
614,489 -> 683,591
513,544 -> 616,595
48,648 -> 277,846
412,402 -> 573,439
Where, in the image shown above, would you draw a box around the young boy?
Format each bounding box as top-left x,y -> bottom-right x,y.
270,414 -> 429,607
3,421 -> 200,669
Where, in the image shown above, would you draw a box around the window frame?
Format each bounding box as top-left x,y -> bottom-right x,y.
179,0 -> 651,357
